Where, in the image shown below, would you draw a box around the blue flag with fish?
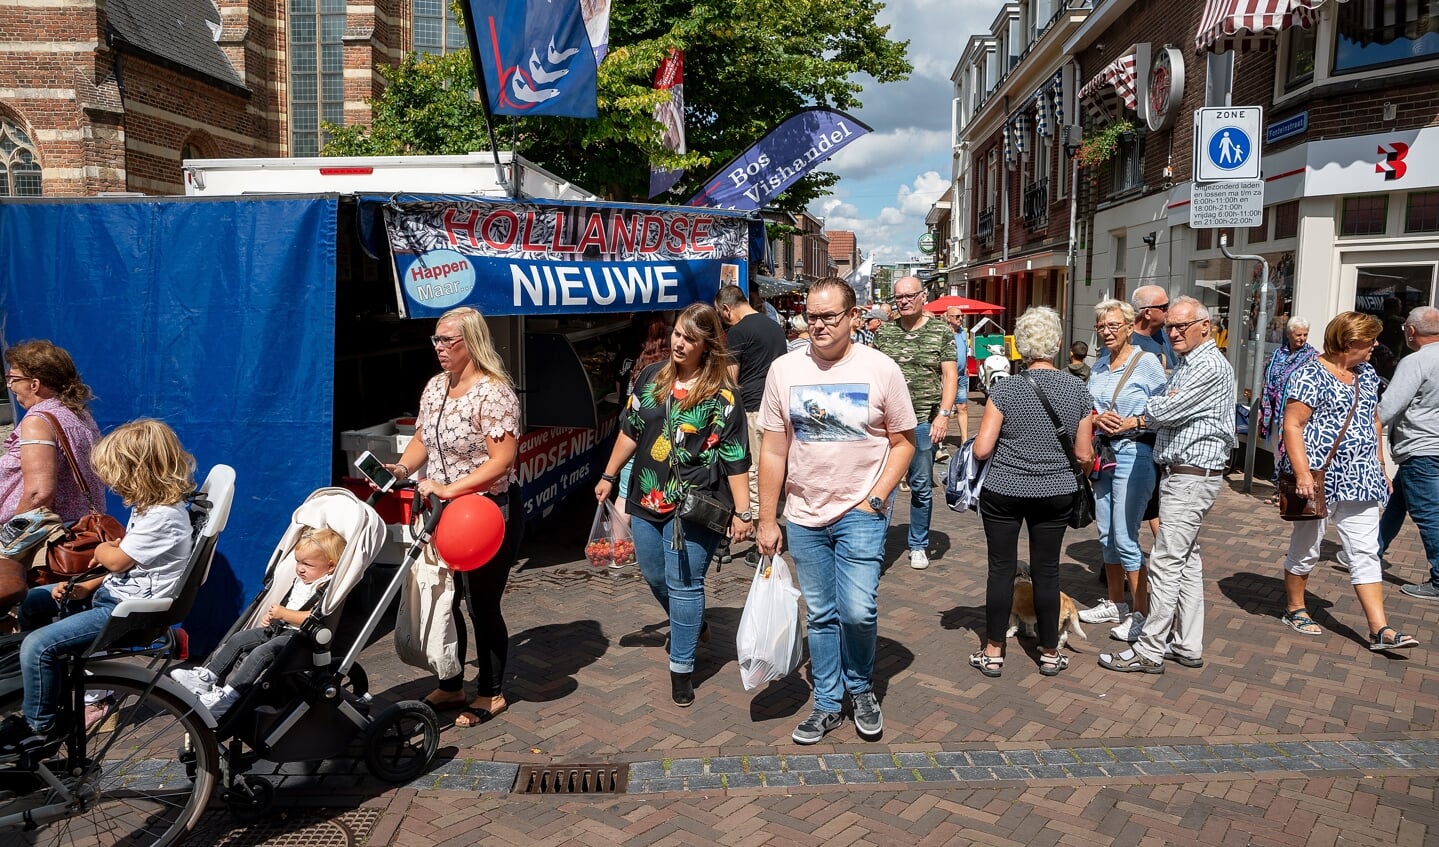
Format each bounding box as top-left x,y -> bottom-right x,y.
465,0 -> 598,118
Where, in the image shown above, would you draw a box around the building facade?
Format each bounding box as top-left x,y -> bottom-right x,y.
946,0 -> 1439,415
0,0 -> 463,197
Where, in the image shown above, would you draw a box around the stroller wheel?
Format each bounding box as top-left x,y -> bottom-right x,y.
364,701 -> 439,783
223,775 -> 274,821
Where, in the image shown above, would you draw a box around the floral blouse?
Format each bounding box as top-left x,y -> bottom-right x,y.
620,364 -> 750,524
1279,360 -> 1387,504
416,373 -> 520,495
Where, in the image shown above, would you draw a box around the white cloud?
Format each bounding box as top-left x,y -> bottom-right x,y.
824,128 -> 949,181
809,171 -> 951,267
897,171 -> 949,216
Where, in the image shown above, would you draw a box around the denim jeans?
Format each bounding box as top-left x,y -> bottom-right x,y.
1380,456 -> 1439,586
1094,440 -> 1156,571
20,584 -> 120,732
630,516 -> 722,674
904,421 -> 935,551
787,509 -> 887,714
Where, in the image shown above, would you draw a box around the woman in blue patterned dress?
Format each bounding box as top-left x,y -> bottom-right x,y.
1260,317 -> 1318,501
1280,312 -> 1419,650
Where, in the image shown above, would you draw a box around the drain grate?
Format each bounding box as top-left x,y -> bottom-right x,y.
513,763 -> 629,795
183,806 -> 381,847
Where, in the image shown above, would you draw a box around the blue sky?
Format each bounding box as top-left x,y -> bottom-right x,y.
810,0 -> 1004,265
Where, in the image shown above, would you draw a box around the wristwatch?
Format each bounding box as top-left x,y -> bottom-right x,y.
938,408 -> 953,417
736,510 -> 755,522
867,495 -> 885,513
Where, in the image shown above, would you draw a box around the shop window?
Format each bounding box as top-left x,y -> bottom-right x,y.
1273,201 -> 1300,239
413,0 -> 467,55
1248,207 -> 1269,244
288,0 -> 346,157
0,119 -> 41,197
1341,195 -> 1389,236
1406,191 -> 1439,233
1196,228 -> 1212,250
1334,0 -> 1439,74
1112,133 -> 1142,194
1354,263 -> 1435,379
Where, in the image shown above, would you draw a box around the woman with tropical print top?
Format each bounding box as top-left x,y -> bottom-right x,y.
596,303 -> 752,707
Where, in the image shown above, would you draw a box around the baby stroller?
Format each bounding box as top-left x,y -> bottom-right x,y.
200,486 -> 441,817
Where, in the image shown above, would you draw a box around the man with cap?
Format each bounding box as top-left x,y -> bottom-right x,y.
852,308 -> 884,347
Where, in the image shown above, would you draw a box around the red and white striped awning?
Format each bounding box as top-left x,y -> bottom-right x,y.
1195,0 -> 1350,54
1078,53 -> 1139,112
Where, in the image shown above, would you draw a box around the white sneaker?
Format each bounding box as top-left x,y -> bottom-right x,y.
909,550 -> 930,570
170,666 -> 217,695
200,686 -> 239,718
1079,599 -> 1128,624
1109,611 -> 1146,643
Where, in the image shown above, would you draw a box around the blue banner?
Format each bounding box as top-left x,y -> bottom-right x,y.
687,108 -> 873,211
465,0 -> 598,118
383,199 -> 750,317
0,196 -> 338,654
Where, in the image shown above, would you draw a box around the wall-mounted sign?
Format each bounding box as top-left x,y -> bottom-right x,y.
918,232 -> 936,254
1265,111 -> 1308,144
1146,47 -> 1185,133
1190,180 -> 1264,228
1195,107 -> 1263,182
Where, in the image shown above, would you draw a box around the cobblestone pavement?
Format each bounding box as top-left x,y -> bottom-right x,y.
181,437 -> 1439,845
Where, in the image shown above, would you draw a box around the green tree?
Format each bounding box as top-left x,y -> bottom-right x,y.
322,0 -> 909,206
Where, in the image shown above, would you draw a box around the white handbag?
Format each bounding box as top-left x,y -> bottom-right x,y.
394,545 -> 462,679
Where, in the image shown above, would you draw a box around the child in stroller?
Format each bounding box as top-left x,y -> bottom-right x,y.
170,526 -> 344,717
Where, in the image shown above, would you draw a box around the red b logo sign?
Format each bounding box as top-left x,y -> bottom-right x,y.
1377,142 -> 1409,181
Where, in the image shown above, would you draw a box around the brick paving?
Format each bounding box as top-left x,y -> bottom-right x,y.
180,429 -> 1439,844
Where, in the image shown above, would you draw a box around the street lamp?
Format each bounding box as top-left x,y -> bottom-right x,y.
794,260 -> 805,282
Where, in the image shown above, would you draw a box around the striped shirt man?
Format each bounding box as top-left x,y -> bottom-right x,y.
1146,338 -> 1237,471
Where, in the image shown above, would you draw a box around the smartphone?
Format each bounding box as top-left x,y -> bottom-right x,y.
354,450 -> 397,493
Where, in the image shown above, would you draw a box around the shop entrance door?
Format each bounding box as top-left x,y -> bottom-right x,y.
1350,262 -> 1436,380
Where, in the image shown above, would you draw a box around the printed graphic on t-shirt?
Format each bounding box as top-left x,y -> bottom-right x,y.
789,384 -> 868,442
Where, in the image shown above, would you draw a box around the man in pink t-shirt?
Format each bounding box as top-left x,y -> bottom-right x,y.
756,277 -> 917,746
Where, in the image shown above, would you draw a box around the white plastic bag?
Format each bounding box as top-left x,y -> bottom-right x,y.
736,554 -> 804,691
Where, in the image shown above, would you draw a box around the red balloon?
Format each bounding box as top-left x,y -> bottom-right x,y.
433,494 -> 505,571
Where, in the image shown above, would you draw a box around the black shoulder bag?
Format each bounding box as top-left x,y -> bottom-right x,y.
664,392 -> 733,550
1022,372 -> 1095,529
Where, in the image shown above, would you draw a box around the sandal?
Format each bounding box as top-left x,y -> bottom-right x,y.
1370,626 -> 1420,651
455,699 -> 508,728
1038,653 -> 1069,676
423,690 -> 467,710
968,650 -> 1003,678
1282,609 -> 1323,636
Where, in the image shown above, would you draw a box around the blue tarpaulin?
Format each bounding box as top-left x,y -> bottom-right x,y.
0,196 -> 338,652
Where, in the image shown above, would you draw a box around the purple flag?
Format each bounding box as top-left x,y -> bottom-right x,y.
686,108 -> 872,210
465,0 -> 598,118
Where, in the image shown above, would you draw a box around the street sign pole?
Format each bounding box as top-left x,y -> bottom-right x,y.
1219,232 -> 1269,494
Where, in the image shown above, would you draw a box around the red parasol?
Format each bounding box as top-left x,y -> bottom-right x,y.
924,296 -> 1005,316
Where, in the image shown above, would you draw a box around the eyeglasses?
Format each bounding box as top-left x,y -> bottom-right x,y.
1094,322 -> 1130,334
3,374 -> 33,386
1166,318 -> 1207,334
804,310 -> 851,326
430,335 -> 463,348
894,292 -> 923,302
1145,302 -> 1170,312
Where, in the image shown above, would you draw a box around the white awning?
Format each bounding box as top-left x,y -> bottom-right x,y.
1195,0 -> 1350,54
1078,53 -> 1138,113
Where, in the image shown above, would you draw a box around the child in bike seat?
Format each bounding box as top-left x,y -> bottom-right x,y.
170,526 -> 343,716
0,419 -> 194,750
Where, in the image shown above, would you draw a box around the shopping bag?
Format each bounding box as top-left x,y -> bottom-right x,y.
584,500 -> 634,567
736,555 -> 804,691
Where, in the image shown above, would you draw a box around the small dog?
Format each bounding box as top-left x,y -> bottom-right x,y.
1007,572 -> 1087,649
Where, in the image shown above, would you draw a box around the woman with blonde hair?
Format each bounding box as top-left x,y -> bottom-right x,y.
385,306 -> 523,727
1280,311 -> 1419,650
0,341 -> 105,606
595,303 -> 751,706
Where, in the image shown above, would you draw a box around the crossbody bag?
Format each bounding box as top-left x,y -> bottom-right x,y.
1022,372 -> 1095,529
663,392 -> 732,550
1276,386 -> 1359,522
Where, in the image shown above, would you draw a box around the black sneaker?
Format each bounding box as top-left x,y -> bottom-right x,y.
791,709 -> 843,745
1161,650 -> 1205,668
852,691 -> 883,740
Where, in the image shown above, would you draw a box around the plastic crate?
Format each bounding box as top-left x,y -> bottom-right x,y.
339,478 -> 415,526
340,418 -> 415,476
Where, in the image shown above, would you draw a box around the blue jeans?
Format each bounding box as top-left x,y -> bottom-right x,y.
1093,440 -> 1156,571
787,509 -> 887,714
630,516 -> 722,674
904,421 -> 934,551
1380,455 -> 1439,586
20,584 -> 120,732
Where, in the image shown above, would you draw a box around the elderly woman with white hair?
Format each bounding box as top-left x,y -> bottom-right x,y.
971,307 -> 1094,678
1260,315 -> 1318,499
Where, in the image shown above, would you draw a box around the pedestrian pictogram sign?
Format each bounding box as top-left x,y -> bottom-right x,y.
1195,107 -> 1263,182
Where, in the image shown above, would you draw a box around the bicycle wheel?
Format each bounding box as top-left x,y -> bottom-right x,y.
0,672 -> 219,847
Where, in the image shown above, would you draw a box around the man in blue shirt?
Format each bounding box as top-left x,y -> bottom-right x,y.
1130,285 -> 1178,370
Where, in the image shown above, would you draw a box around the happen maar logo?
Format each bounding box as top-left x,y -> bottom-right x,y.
1377,142 -> 1409,181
